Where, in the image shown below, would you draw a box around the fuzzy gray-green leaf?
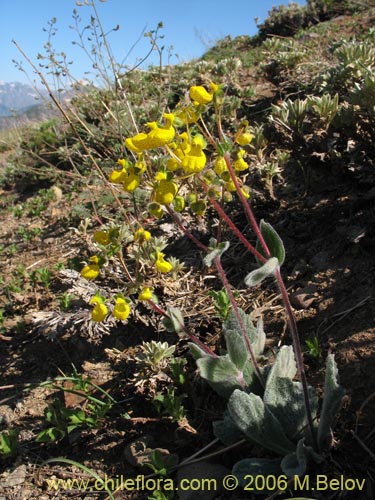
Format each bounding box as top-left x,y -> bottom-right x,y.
264,377 -> 318,442
317,354 -> 345,450
256,220 -> 285,265
204,240 -> 230,267
233,458 -> 282,488
224,308 -> 256,341
266,346 -> 297,388
244,257 -> 279,287
225,329 -> 248,370
228,390 -> 295,456
281,439 -> 308,477
196,356 -> 244,398
213,412 -> 245,445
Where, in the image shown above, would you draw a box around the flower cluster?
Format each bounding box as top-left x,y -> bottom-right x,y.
81,82 -> 254,323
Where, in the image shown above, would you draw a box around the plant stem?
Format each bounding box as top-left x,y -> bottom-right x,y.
198,176 -> 267,263
224,152 -> 271,257
275,266 -> 317,448
148,300 -> 217,358
214,257 -> 264,387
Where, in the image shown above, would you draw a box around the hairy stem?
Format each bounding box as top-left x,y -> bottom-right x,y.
148,300 -> 217,358
214,257 -> 264,387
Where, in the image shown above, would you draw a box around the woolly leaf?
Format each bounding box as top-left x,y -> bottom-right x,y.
266,346 -> 297,388
213,412 -> 245,445
244,257 -> 279,287
188,342 -> 210,360
225,329 -> 248,370
203,239 -> 230,267
256,220 -> 285,265
264,377 -> 318,442
317,354 -> 345,450
281,438 -> 308,477
196,356 -> 244,398
228,390 -> 295,456
163,307 -> 184,333
233,458 -> 282,488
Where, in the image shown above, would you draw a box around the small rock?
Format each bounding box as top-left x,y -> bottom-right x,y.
176,462 -> 230,500
291,285 -> 318,309
4,465 -> 27,487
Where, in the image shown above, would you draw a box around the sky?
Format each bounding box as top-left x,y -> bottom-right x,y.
0,0 -> 306,85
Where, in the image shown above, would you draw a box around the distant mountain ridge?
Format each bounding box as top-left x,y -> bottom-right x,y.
0,81 -> 49,117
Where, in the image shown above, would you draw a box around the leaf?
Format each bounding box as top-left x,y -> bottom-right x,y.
163,307 -> 184,333
266,346 -> 297,388
204,239 -> 230,267
281,439 -> 309,477
188,342 -> 210,360
213,412 -> 245,445
228,390 -> 296,456
244,257 -> 279,287
317,354 -> 345,450
224,308 -> 256,340
225,329 -> 248,370
256,220 -> 285,265
254,317 -> 266,357
264,377 -> 318,442
233,458 -> 282,488
196,356 -> 244,398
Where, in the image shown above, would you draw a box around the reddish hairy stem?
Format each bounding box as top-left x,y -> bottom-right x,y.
148,300 -> 217,358
214,257 -> 264,388
223,152 -> 271,258
275,267 -> 317,448
198,177 -> 267,263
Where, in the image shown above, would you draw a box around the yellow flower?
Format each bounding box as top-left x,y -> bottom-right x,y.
155,251 -> 173,273
125,113 -> 175,152
134,154 -> 147,174
138,287 -> 153,301
233,149 -> 249,172
225,179 -> 237,192
155,171 -> 168,181
235,132 -> 253,146
181,139 -> 206,174
117,158 -> 128,168
81,256 -> 101,280
154,179 -> 178,205
113,297 -> 131,321
189,85 -> 213,105
109,168 -> 127,184
123,170 -> 140,192
134,227 -> 151,243
214,157 -> 227,176
90,296 -> 108,322
94,230 -> 110,246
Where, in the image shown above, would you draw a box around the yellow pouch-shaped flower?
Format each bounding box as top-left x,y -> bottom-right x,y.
113,297 -> 131,321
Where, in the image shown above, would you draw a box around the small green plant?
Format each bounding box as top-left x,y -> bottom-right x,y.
58,292 -> 75,311
37,373 -> 115,443
208,288 -> 231,320
30,267 -> 52,289
305,336 -> 322,358
153,389 -> 187,423
136,341 -> 176,372
0,429 -> 19,458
